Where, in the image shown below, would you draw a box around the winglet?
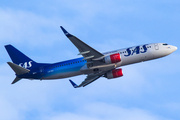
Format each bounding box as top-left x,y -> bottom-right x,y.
69,79 -> 79,88
60,26 -> 73,37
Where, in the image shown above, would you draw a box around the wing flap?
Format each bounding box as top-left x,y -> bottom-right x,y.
79,75 -> 101,87
69,71 -> 108,88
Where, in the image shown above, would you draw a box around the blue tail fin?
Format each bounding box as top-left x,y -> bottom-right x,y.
5,45 -> 37,70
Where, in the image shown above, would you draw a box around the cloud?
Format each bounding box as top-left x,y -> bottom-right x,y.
0,8 -> 65,47
43,102 -> 167,120
0,97 -> 20,120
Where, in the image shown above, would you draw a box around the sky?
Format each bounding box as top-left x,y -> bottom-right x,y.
0,0 -> 180,120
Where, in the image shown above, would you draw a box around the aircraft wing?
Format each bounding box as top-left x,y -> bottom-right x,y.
60,26 -> 105,67
69,71 -> 108,88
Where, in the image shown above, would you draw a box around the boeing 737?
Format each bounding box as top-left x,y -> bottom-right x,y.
5,26 -> 177,88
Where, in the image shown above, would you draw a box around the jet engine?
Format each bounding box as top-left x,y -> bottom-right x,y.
104,53 -> 121,64
105,68 -> 123,79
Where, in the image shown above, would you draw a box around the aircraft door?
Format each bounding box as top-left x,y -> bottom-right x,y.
39,67 -> 44,75
141,55 -> 147,62
154,43 -> 159,50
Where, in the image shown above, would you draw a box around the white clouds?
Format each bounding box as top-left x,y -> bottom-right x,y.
0,97 -> 20,120
0,8 -> 64,47
43,102 -> 165,120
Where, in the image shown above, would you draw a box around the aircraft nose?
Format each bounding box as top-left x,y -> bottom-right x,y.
172,46 -> 177,52
166,45 -> 177,55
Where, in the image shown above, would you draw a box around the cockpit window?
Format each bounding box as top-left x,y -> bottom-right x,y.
163,43 -> 168,46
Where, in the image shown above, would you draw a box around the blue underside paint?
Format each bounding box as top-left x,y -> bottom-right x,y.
25,57 -> 87,79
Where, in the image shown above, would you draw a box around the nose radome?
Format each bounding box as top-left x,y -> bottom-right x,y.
167,45 -> 177,55
173,46 -> 177,52
174,46 -> 177,50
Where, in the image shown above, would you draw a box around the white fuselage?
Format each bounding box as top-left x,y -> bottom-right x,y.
42,43 -> 177,80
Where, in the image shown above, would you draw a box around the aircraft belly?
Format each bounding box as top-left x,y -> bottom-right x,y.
42,65 -> 85,79
43,71 -> 83,79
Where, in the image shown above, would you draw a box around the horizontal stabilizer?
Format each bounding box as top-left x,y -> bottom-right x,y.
69,79 -> 79,88
12,77 -> 22,84
7,62 -> 30,75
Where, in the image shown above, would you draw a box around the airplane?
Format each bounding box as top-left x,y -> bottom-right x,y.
5,26 -> 177,88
